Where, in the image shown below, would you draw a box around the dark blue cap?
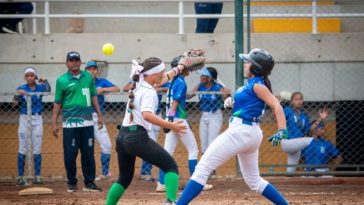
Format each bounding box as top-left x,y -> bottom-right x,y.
66,51 -> 81,61
85,61 -> 98,70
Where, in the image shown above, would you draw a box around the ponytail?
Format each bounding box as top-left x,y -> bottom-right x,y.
263,76 -> 272,93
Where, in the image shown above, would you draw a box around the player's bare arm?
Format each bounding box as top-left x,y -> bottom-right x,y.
254,84 -> 286,130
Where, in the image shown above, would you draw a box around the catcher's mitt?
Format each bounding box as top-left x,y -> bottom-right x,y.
178,49 -> 206,71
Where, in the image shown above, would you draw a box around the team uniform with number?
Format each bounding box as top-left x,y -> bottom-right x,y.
17,82 -> 50,178
54,70 -> 97,186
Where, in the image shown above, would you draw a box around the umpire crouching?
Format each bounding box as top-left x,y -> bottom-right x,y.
52,51 -> 103,192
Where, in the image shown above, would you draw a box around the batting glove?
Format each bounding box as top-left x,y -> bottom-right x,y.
223,97 -> 234,108
268,129 -> 288,147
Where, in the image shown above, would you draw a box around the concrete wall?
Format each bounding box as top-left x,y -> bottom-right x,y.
20,2 -> 364,34
0,33 -> 363,101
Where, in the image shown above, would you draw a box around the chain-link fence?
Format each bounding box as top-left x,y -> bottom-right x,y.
0,87 -> 363,183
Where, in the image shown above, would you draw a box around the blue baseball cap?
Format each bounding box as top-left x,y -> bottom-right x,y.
197,67 -> 213,79
66,51 -> 81,61
85,61 -> 98,70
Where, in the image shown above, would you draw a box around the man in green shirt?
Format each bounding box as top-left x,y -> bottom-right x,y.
52,51 -> 103,192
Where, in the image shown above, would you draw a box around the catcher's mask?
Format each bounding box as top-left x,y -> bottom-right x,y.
239,48 -> 275,77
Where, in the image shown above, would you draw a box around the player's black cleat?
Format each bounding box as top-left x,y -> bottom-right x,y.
83,182 -> 102,192
67,184 -> 78,193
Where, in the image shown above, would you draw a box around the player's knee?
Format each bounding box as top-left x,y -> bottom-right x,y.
162,160 -> 179,174
117,176 -> 133,189
244,178 -> 268,193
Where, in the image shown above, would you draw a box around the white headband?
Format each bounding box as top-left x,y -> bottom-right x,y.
129,60 -> 165,83
24,67 -> 38,76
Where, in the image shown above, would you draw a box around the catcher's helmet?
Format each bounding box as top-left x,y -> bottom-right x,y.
170,55 -> 184,68
239,48 -> 274,76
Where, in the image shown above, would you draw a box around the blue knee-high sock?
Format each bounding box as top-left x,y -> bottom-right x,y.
188,160 -> 198,176
18,153 -> 26,176
140,160 -> 152,176
34,154 -> 42,176
101,153 -> 111,176
261,183 -> 288,205
177,180 -> 204,205
158,168 -> 165,184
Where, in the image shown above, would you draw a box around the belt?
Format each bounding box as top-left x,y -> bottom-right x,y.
229,116 -> 257,126
121,125 -> 144,132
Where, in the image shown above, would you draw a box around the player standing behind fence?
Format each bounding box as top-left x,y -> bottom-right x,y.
187,67 -> 230,176
157,57 -> 213,192
52,51 -> 103,192
13,67 -> 51,186
85,61 -> 120,180
105,57 -> 190,205
177,48 -> 289,205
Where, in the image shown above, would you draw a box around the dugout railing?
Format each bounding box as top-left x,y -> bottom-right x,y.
1,0 -> 364,34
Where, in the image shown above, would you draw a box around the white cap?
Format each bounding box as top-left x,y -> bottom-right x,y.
24,67 -> 38,76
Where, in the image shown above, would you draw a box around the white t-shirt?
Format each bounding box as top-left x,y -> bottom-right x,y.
122,81 -> 158,131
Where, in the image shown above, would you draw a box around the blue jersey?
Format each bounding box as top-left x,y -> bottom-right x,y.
16,83 -> 49,115
232,77 -> 265,122
197,82 -> 223,112
95,78 -> 115,113
284,106 -> 311,139
156,82 -> 170,115
171,75 -> 187,119
302,137 -> 340,170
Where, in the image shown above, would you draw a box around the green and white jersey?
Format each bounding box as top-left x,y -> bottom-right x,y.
54,70 -> 96,128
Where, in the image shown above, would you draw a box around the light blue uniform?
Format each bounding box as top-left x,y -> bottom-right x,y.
197,82 -> 224,153
177,76 -> 288,205
302,137 -> 340,171
17,82 -> 50,177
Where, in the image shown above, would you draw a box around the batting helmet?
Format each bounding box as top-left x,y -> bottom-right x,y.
239,48 -> 274,76
170,55 -> 184,68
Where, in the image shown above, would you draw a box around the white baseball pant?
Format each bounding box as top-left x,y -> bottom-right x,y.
92,113 -> 112,154
281,137 -> 313,173
191,117 -> 269,193
199,109 -> 223,154
164,118 -> 198,160
18,114 -> 43,155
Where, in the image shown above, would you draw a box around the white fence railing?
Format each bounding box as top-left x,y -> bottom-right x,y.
0,0 -> 364,34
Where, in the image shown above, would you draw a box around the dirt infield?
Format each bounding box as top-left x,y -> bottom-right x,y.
1,177 -> 364,205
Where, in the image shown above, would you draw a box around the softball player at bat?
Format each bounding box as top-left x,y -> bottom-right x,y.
281,93 -> 330,173
14,67 -> 51,186
85,61 -> 120,180
157,56 -> 213,192
177,48 -> 289,205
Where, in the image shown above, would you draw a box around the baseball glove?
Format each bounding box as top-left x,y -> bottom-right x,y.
178,49 -> 206,71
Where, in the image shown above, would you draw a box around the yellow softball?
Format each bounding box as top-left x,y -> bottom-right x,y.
102,43 -> 114,55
